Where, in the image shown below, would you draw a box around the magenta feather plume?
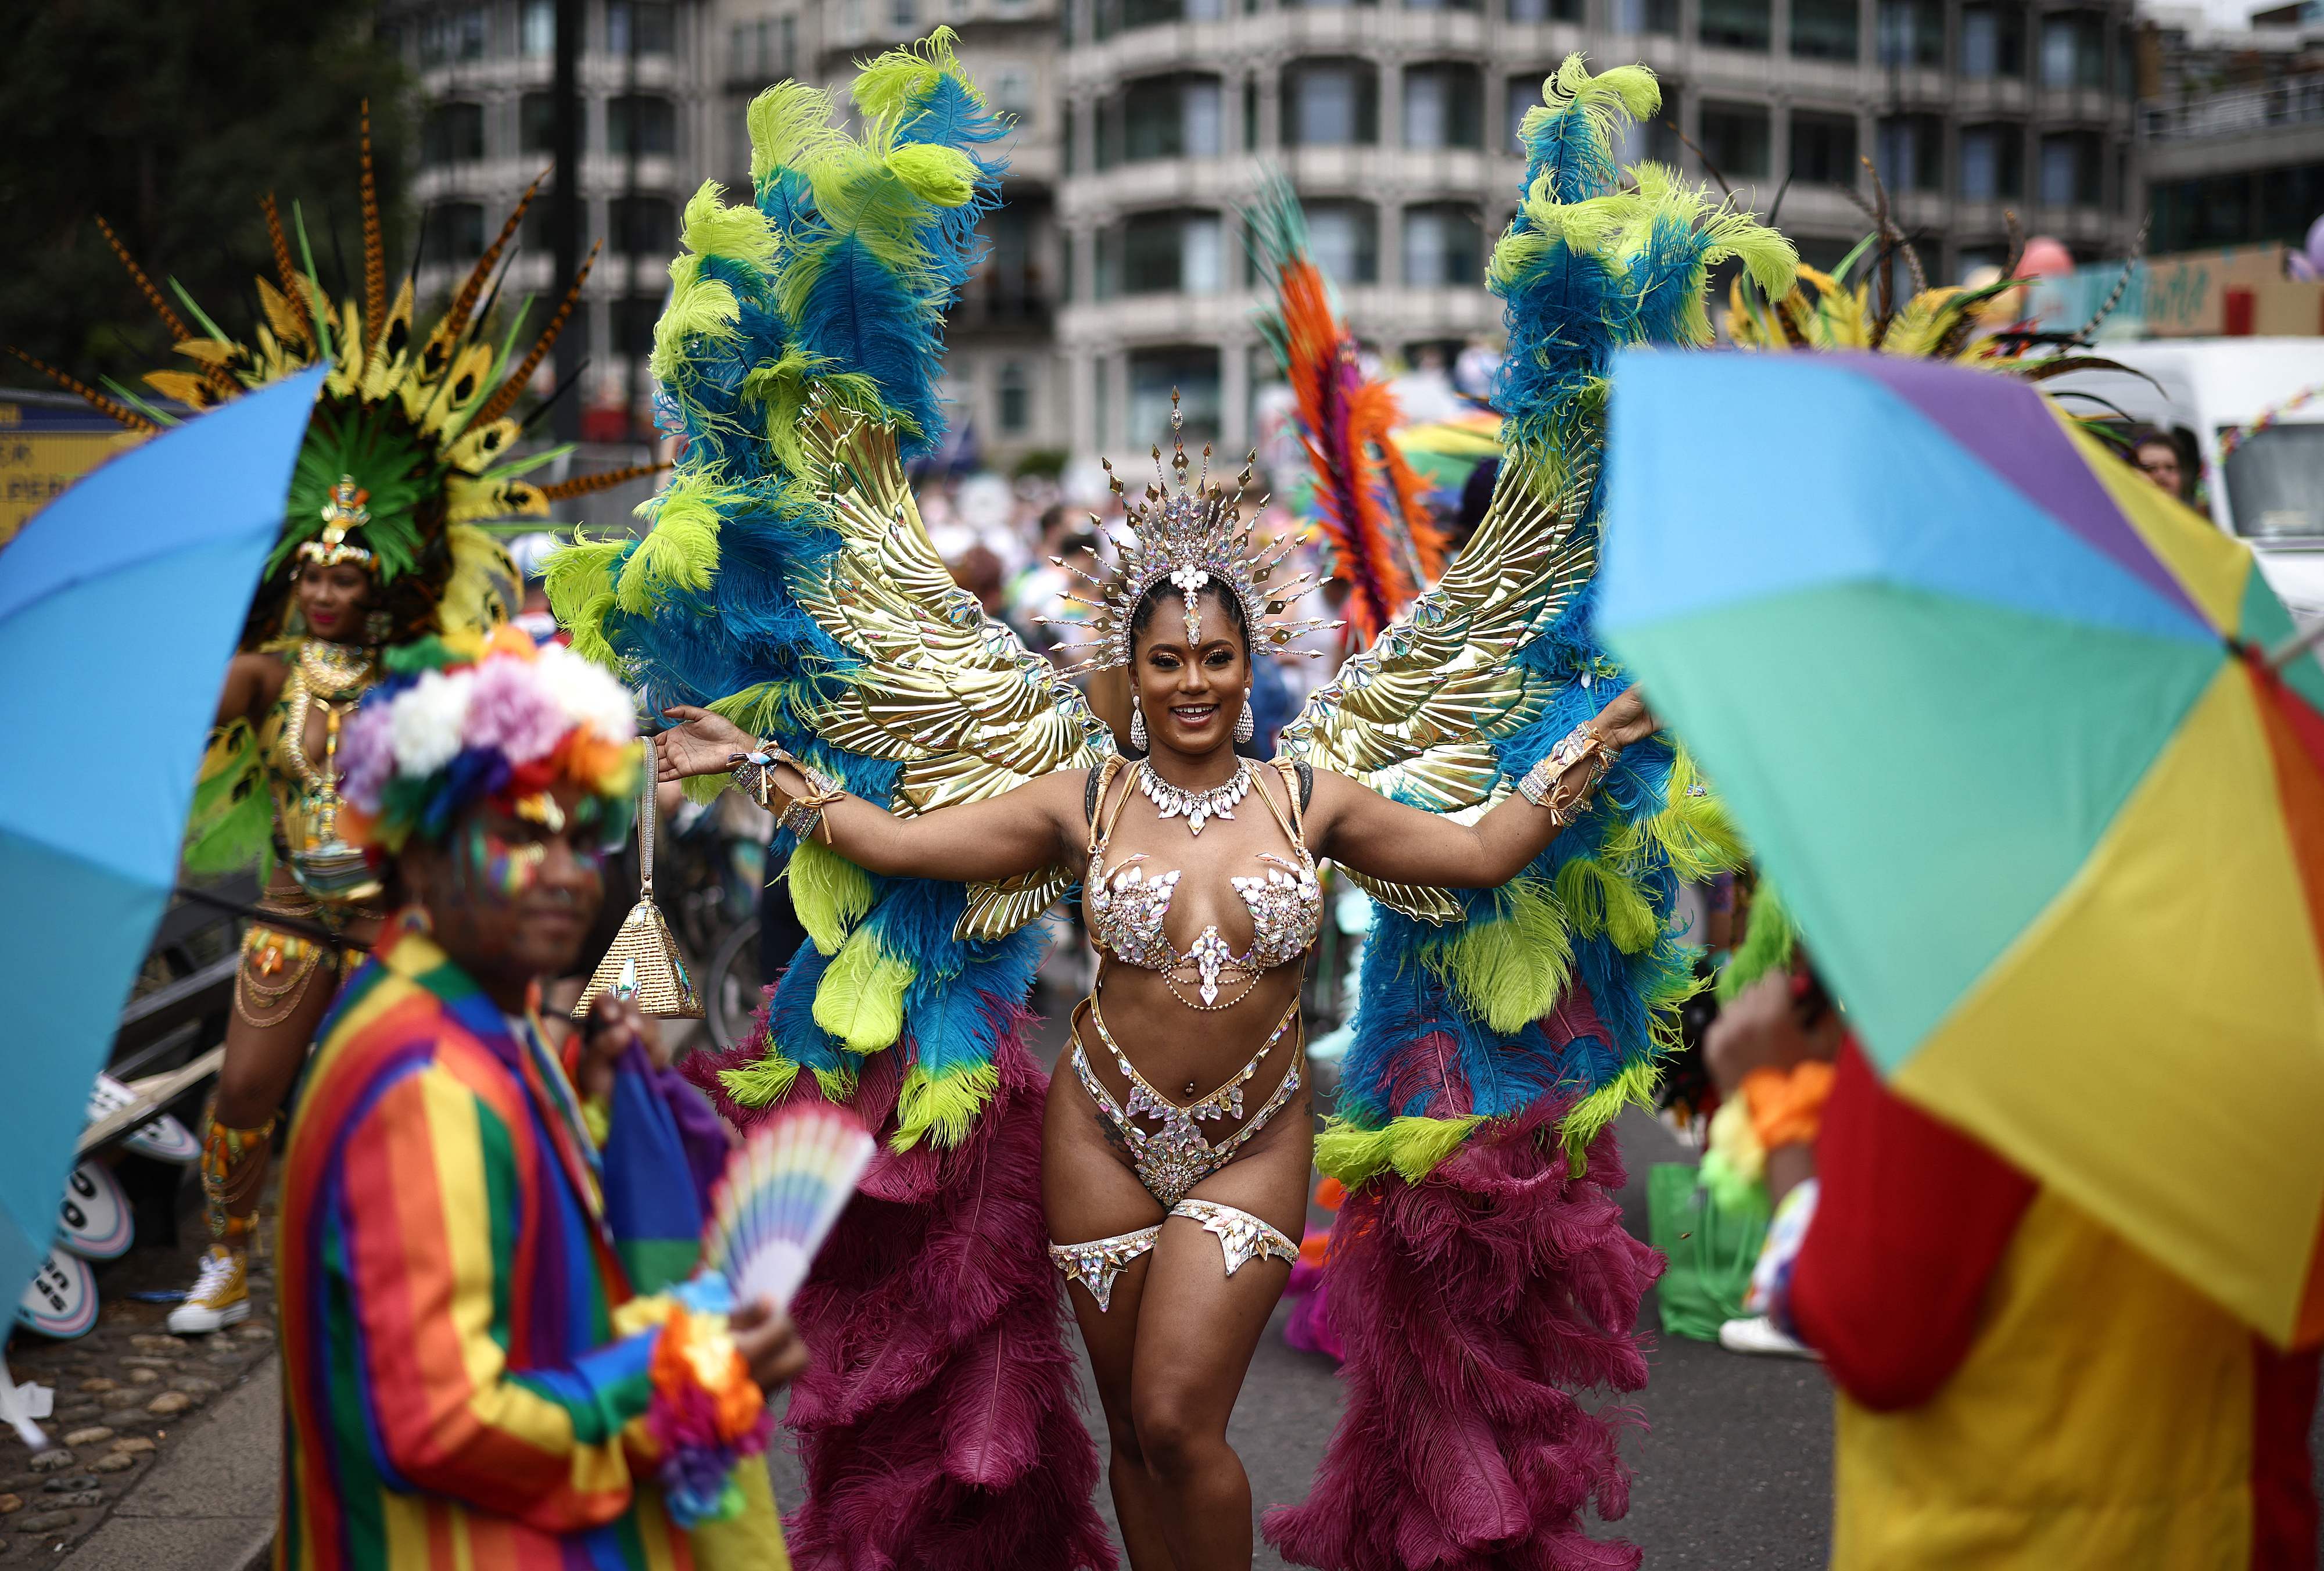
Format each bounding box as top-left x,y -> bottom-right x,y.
686,1002 -> 1114,1571
1263,1106 -> 1659,1571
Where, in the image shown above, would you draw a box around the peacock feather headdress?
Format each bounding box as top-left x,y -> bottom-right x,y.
11,106 -> 655,648
1043,393 -> 1337,674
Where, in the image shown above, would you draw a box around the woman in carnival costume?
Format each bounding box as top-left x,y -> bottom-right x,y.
275,628 -> 802,1569
557,40 -> 1789,1571
18,122 -> 654,1335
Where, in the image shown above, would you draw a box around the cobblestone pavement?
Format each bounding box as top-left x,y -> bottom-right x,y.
0,1190 -> 277,1561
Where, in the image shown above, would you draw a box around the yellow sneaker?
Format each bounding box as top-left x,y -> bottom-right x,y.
166,1244 -> 250,1335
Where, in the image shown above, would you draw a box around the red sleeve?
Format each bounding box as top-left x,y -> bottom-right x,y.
1788,1039 -> 2036,1411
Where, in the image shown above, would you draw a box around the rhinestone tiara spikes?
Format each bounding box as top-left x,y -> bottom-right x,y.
1042,391 -> 1340,676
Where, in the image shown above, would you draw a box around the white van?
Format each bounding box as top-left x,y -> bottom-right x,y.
2041,338 -> 2324,621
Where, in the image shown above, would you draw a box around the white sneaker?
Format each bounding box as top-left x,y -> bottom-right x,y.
1718,1314 -> 1819,1360
166,1246 -> 251,1335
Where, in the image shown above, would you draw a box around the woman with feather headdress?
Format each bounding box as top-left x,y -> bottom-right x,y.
20,120 -> 650,1337
561,40 -> 1789,1571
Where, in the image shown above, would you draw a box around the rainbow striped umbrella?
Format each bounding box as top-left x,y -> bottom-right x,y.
1599,350 -> 2324,1348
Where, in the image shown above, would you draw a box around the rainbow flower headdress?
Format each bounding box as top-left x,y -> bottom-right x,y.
1046,393 -> 1338,674
338,627 -> 643,854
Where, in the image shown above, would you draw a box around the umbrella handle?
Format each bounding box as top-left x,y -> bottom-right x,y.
2265,618 -> 2324,673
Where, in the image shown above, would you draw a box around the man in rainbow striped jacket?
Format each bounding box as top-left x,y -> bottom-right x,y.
271,629 -> 804,1570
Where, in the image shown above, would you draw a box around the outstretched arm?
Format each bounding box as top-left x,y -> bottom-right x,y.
1311,686 -> 1658,889
657,705 -> 1089,883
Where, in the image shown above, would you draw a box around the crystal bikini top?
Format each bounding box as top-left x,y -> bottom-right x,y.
1085,757 -> 1323,1010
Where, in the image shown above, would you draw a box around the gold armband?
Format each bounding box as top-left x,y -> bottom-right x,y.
1516,720 -> 1620,826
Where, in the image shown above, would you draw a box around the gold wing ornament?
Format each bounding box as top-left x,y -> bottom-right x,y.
792,401 -> 1117,941
1275,455 -> 1599,923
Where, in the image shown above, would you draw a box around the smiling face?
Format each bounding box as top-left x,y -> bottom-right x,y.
398,783 -> 617,1006
1131,583 -> 1250,760
294,559 -> 376,643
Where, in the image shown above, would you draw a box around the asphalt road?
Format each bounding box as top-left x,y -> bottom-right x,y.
770,992 -> 1839,1570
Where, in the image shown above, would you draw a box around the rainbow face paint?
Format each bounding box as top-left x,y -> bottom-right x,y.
465,823 -> 550,901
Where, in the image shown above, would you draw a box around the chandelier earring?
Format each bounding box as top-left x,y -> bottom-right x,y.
1129,691 -> 1147,751
1235,683 -> 1255,743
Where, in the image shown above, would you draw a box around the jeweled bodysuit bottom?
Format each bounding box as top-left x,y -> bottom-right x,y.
1048,992 -> 1303,1310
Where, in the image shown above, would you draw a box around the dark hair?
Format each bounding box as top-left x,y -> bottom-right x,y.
239,510 -> 454,652
1128,576 -> 1249,659
2128,424 -> 2175,453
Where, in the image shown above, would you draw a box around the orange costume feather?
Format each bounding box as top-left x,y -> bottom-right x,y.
1257,190 -> 1446,646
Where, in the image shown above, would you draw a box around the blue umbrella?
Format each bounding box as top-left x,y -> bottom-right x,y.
0,368 -> 322,1303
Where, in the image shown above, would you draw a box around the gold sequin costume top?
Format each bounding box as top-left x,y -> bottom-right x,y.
259,639 -> 385,916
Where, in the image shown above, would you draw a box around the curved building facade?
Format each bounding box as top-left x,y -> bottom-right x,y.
1056,0 -> 2142,457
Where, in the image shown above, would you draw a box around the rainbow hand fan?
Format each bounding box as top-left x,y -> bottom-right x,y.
702,1106 -> 874,1311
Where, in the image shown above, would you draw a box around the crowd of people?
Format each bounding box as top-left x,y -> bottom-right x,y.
27,31 -> 2318,1571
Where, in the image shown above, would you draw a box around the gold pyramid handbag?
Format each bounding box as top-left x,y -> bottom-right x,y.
572,770 -> 703,1019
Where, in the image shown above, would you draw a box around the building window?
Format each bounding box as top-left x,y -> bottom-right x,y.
607,1 -> 675,55
1404,64 -> 1484,149
1609,0 -> 1678,30
1120,209 -> 1224,294
422,102 -> 486,167
1285,60 -> 1379,146
1129,347 -> 1222,444
891,0 -> 917,27
1506,73 -> 1545,153
998,361 -> 1032,435
2039,131 -> 2102,206
457,6 -> 488,60
1789,110 -> 1857,186
1095,227 -> 1118,299
1877,114 -> 1944,192
1403,203 -> 1482,286
975,207 -> 1042,317
1959,5 -> 2025,78
1093,0 -> 1224,37
422,202 -> 487,266
1406,0 -> 1483,10
611,196 -> 677,257
607,94 -> 677,157
519,92 -> 557,154
1958,123 -> 2023,200
613,296 -> 661,361
1120,74 -> 1224,161
521,0 -> 555,56
2039,13 -> 2107,89
1698,0 -> 1769,50
989,63 -> 1037,127
1507,0 -> 1582,17
1304,201 -> 1379,284
1698,101 -> 1771,180
781,15 -> 798,74
1789,0 -> 1857,60
1877,0 -> 1943,66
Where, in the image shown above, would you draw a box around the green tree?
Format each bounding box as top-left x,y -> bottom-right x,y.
0,1 -> 414,394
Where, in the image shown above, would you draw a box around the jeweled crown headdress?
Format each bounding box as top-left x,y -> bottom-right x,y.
297,476 -> 379,570
1045,392 -> 1338,675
